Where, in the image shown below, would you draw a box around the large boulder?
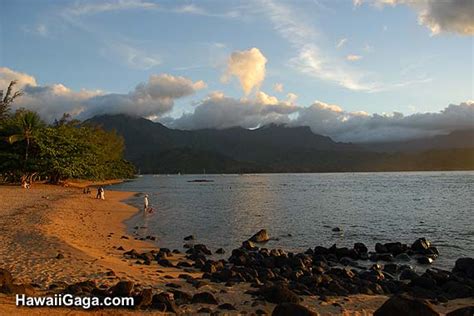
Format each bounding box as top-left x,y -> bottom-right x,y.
151,292 -> 180,313
242,240 -> 258,250
194,244 -> 212,256
446,306 -> 474,316
201,260 -> 224,274
272,303 -> 319,316
249,229 -> 270,243
441,280 -> 473,299
453,258 -> 474,279
375,243 -> 388,254
384,242 -> 407,256
134,288 -> 153,309
354,243 -> 368,254
110,281 -> 134,297
171,290 -> 193,305
374,294 -> 439,316
192,292 -> 219,304
259,285 -> 301,304
411,238 -> 431,253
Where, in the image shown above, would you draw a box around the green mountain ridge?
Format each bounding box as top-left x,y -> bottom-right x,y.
86,114 -> 474,173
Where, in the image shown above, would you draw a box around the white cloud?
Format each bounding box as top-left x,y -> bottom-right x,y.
65,0 -> 158,16
222,48 -> 267,95
418,0 -> 474,35
293,100 -> 474,142
170,89 -> 474,142
292,45 -> 378,91
0,68 -> 205,122
101,41 -> 161,70
18,84 -> 104,121
355,0 -> 474,35
346,54 -> 363,61
3,67 -> 471,143
286,93 -> 298,104
273,83 -> 284,93
336,38 -> 348,49
170,91 -> 298,130
259,0 -> 384,92
0,67 -> 37,89
172,4 -> 241,18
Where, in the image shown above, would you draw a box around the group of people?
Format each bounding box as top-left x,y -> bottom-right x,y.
83,186 -> 104,199
83,186 -> 153,213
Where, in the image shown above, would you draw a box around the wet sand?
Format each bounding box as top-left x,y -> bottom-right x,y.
0,184 -> 472,315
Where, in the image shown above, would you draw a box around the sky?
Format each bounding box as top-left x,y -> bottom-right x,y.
0,0 -> 473,142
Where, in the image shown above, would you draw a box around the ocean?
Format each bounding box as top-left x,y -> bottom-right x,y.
109,171 -> 474,270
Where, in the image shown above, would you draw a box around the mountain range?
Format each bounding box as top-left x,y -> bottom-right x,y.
87,114 -> 474,174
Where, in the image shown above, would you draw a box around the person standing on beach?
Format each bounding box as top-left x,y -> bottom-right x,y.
144,194 -> 149,213
97,187 -> 105,200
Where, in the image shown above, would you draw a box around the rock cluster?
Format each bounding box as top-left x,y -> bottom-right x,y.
1,232 -> 471,315
178,236 -> 473,303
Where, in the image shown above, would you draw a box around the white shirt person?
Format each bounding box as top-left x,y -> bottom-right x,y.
144,194 -> 149,212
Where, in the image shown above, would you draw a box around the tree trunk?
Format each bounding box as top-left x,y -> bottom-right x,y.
24,137 -> 30,168
49,173 -> 61,184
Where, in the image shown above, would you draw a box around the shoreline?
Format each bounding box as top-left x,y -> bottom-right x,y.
0,184 -> 472,315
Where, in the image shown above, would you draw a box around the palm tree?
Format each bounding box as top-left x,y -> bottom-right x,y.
0,81 -> 22,121
8,110 -> 44,166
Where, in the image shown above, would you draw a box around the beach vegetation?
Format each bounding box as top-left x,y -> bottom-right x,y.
0,81 -> 135,184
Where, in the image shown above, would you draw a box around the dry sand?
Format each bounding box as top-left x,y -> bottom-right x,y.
0,183 -> 472,315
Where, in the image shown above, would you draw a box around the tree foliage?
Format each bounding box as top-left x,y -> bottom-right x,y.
36,122 -> 135,183
0,81 -> 135,183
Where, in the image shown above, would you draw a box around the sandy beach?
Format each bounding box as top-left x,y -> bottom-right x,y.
0,184 -> 472,315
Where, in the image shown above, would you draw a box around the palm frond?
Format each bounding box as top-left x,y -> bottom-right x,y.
7,134 -> 25,144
